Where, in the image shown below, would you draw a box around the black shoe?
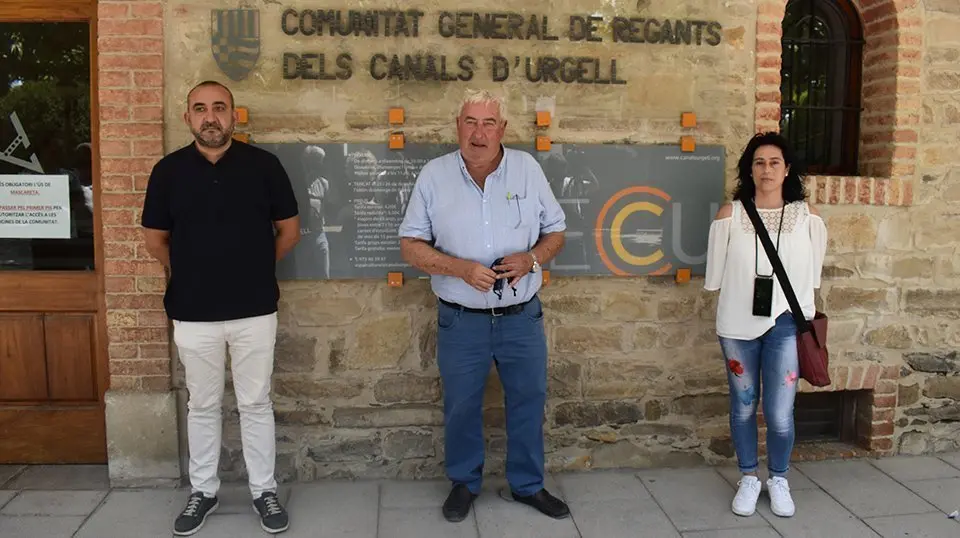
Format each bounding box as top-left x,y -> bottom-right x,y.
511,488 -> 571,519
253,491 -> 289,534
173,492 -> 219,536
442,484 -> 477,522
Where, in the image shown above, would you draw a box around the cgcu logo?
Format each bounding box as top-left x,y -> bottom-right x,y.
595,186 -> 674,276
211,8 -> 261,81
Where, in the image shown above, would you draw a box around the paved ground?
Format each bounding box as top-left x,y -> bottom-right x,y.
0,454 -> 959,537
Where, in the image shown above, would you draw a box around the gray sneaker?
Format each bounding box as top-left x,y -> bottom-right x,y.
253,491 -> 289,533
174,492 -> 219,536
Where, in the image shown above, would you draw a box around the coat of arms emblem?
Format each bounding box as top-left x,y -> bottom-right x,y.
211,9 -> 260,81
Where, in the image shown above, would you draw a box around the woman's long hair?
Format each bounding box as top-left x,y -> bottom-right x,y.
731,131 -> 807,203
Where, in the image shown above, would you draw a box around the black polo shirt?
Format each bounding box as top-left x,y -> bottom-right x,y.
141,141 -> 298,322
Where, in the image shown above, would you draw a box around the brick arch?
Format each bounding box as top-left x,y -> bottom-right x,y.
754,0 -> 922,205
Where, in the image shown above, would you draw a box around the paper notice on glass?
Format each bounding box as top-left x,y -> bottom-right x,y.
0,175 -> 71,238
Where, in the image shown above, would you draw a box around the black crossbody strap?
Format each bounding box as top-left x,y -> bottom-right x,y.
741,199 -> 811,333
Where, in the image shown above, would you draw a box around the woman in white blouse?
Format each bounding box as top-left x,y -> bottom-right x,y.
704,132 -> 827,519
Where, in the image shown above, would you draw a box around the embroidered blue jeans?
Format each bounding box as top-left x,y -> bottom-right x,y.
718,312 -> 799,477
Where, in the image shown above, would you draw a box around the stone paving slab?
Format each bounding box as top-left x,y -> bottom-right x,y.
570,498 -> 680,538
281,481 -> 380,538
795,460 -> 938,518
754,488 -> 881,537
4,465 -> 109,491
637,468 -> 770,533
938,452 -> 960,470
681,529 -> 781,538
869,455 -> 960,482
74,490 -> 185,538
0,490 -> 107,516
902,477 -> 960,514
864,513 -> 960,537
0,491 -> 16,510
380,478 -> 453,509
379,507 -> 480,538
796,459 -> 888,484
0,466 -> 25,488
0,515 -> 87,537
556,470 -> 652,503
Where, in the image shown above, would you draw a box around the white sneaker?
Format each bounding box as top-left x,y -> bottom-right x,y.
767,476 -> 796,517
732,475 -> 762,516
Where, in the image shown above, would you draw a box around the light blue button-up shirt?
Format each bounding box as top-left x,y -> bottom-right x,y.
398,146 -> 566,309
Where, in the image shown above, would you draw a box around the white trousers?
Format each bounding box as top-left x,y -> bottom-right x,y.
172,312 -> 278,499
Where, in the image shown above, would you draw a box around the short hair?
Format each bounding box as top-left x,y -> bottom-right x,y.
458,88 -> 507,123
187,80 -> 234,109
732,131 -> 808,203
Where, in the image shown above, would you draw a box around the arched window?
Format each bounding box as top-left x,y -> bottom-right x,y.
780,0 -> 863,175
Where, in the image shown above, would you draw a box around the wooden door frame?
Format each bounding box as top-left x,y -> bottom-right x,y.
0,0 -> 109,457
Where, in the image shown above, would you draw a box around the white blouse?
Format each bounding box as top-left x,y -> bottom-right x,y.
704,200 -> 827,341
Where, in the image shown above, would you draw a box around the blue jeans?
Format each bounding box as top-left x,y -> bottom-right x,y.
435,295 -> 547,496
718,312 -> 799,477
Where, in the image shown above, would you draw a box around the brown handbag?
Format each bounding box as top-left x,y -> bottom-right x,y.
742,199 -> 831,387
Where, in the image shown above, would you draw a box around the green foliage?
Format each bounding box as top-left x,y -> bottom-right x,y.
0,20 -> 91,174
0,22 -> 89,99
0,79 -> 91,173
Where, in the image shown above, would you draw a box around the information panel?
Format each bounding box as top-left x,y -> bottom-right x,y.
259,142 -> 725,280
0,174 -> 71,239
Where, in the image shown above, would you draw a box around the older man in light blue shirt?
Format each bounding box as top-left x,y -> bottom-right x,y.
398,140 -> 566,308
399,89 -> 568,523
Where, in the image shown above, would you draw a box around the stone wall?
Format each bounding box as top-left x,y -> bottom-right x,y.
125,0 -> 960,483
899,0 -> 960,454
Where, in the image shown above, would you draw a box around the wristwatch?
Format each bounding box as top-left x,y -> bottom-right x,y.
529,251 -> 540,273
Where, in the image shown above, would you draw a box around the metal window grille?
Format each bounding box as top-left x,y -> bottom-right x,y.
780,0 -> 864,176
794,391 -> 859,443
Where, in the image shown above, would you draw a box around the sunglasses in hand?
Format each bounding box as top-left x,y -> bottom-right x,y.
491,257 -> 517,300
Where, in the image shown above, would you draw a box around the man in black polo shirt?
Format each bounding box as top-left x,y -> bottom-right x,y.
141,80 -> 299,536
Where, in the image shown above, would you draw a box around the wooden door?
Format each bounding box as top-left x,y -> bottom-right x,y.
0,0 -> 107,463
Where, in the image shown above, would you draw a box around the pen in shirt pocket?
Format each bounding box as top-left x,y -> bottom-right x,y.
507,191 -> 523,227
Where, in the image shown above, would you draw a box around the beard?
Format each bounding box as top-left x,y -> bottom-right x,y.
192,121 -> 234,148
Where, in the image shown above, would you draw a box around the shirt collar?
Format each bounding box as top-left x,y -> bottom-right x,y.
188,138 -> 237,165
456,144 -> 507,183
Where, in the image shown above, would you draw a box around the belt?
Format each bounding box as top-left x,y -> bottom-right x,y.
438,297 -> 532,316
